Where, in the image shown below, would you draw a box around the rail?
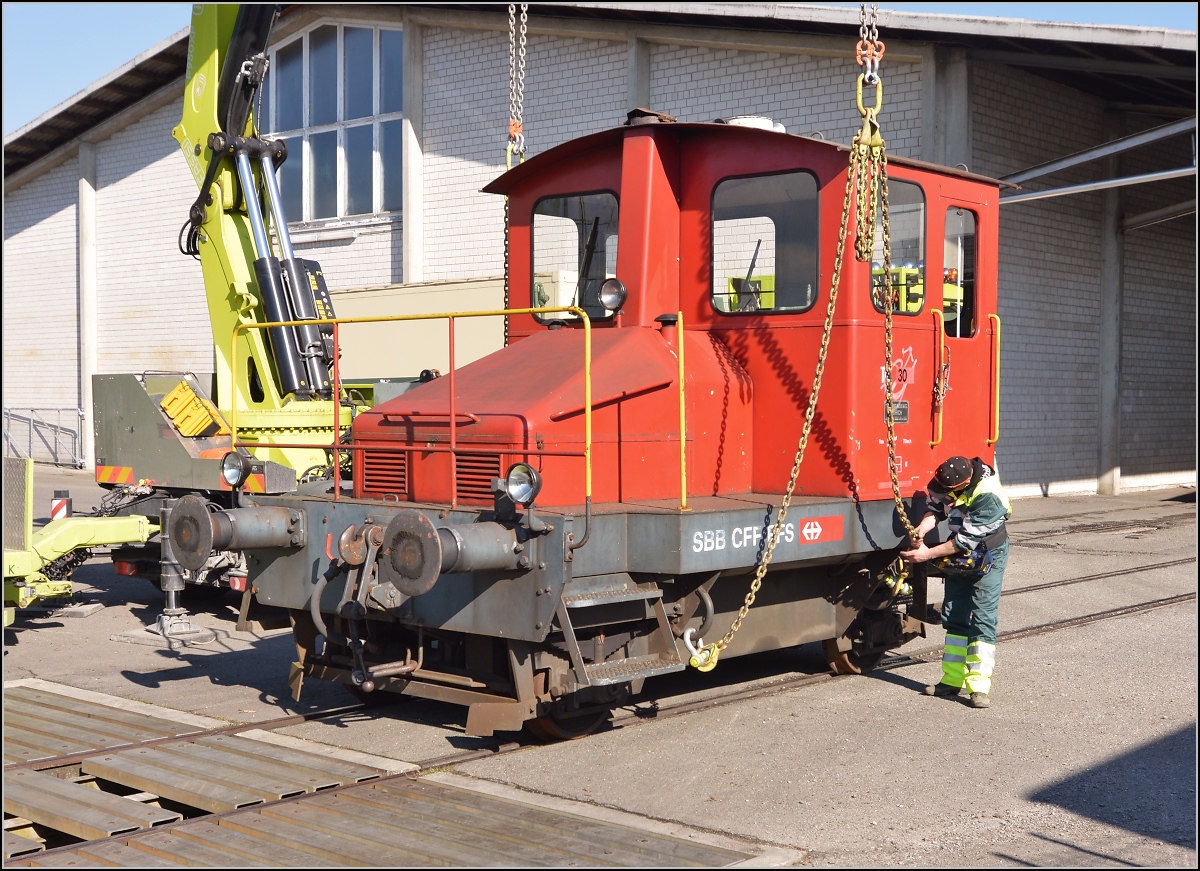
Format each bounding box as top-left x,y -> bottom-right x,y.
1,408 -> 85,468
987,314 -> 1001,446
230,306 -> 592,511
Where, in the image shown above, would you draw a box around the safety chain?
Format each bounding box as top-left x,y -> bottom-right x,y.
687,3 -> 913,671
932,346 -> 951,412
857,3 -> 885,85
503,3 -> 528,347
506,4 -> 528,166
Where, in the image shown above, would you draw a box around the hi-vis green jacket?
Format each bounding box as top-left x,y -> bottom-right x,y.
931,459 -> 1013,552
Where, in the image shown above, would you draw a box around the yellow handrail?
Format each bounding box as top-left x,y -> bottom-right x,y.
987,313 -> 1001,446
677,310 -> 688,511
230,306 -> 592,499
930,309 -> 945,448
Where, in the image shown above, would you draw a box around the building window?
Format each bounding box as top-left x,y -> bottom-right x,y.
263,23 -> 404,223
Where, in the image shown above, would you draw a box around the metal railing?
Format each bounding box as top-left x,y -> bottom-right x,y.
230,305 -> 595,511
2,407 -> 85,468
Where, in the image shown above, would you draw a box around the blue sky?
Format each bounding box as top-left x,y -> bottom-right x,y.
3,3 -> 1197,136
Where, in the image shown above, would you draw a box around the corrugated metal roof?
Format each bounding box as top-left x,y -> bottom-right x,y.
4,4 -> 1195,180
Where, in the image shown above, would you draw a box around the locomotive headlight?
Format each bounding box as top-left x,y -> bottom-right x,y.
598,278 -> 627,313
221,451 -> 253,488
504,463 -> 542,506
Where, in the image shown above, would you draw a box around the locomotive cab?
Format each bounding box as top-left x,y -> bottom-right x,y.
183,117 -> 1003,738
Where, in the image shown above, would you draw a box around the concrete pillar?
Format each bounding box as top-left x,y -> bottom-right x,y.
1097,116 -> 1124,495
932,46 -> 971,169
78,142 -> 98,471
402,21 -> 424,283
628,36 -> 650,114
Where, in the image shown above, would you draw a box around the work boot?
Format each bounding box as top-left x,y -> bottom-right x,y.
923,682 -> 961,697
969,692 -> 991,709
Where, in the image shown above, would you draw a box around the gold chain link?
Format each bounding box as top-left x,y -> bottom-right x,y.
877,147 -> 919,545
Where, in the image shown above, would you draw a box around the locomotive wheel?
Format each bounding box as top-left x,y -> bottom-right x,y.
823,638 -> 885,675
525,709 -> 611,742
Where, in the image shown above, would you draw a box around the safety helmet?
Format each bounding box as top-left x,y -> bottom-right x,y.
931,456 -> 972,493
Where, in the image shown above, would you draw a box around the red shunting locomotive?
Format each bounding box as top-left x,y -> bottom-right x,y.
173,116 -> 1001,739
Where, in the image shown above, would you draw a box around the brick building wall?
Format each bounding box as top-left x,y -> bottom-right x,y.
648,45 -> 923,158
293,225 -> 404,292
972,62 -> 1110,494
3,161 -> 80,413
1117,126 -> 1196,481
94,101 -> 212,376
422,27 -> 627,282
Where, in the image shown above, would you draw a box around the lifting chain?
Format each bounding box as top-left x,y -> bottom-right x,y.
687,2 -> 913,672
503,3 -> 529,347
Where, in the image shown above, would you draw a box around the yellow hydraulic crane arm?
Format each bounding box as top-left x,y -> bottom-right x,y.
171,5 -> 350,472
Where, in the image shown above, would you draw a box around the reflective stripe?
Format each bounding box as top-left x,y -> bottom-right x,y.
961,516 -> 1005,536
967,470 -> 1012,514
967,641 -> 996,664
945,634 -> 969,649
943,652 -> 967,663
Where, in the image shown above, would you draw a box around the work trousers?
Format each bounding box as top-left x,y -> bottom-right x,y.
939,540 -> 1008,695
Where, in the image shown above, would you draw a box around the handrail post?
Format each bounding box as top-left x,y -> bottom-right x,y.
332,321 -> 341,501
930,309 -> 945,448
448,316 -> 457,509
988,313 -> 1002,446
678,309 -> 688,511
230,325 -> 240,455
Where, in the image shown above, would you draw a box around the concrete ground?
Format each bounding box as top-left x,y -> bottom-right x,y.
4,465 -> 1196,867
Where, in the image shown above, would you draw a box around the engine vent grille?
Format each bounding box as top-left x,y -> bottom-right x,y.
362,450 -> 407,498
456,453 -> 501,503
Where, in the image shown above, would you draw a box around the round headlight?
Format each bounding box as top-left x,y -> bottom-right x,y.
598,278 -> 627,313
221,451 -> 251,488
505,463 -> 542,506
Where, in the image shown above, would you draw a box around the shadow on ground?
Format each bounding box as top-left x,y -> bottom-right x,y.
1028,722 -> 1197,849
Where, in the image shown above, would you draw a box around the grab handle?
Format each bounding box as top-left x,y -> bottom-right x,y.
988,314 -> 1001,446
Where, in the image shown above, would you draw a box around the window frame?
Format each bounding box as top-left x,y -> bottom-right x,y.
709,168 -> 821,317
264,20 -> 404,224
869,178 -> 928,318
529,189 -> 622,323
943,205 -> 979,339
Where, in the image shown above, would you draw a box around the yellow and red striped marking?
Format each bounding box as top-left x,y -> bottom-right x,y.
96,465 -> 134,484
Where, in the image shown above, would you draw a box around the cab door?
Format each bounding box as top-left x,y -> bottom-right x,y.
930,176 -> 1000,465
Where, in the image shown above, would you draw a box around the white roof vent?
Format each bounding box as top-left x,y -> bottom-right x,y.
722,115 -> 786,134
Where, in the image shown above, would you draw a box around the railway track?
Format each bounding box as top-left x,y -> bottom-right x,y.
5,552 -> 1193,865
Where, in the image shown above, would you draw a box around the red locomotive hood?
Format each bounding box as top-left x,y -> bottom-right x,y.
353,326 -> 679,438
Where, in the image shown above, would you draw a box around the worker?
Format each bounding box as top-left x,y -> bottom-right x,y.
900,455 -> 1012,708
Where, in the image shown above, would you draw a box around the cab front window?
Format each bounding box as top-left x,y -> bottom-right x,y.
532,192 -> 619,322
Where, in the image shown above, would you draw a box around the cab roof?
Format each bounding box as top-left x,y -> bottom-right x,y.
481,121 -> 1010,196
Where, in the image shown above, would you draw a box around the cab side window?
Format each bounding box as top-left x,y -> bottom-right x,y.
711,172 -> 818,314
871,180 -> 926,316
943,208 -> 977,337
